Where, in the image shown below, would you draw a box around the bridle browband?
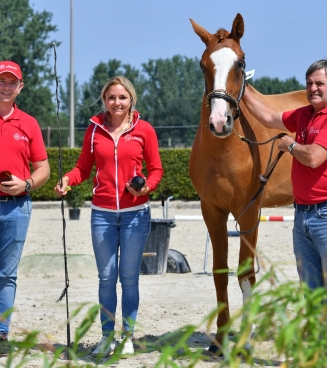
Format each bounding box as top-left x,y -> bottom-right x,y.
205,67 -> 246,120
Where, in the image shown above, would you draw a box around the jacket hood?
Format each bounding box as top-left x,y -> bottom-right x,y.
89,110 -> 141,153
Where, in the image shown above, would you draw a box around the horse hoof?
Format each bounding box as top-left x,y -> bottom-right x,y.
203,344 -> 224,357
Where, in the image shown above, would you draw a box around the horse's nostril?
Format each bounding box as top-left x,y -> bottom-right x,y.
222,125 -> 230,134
226,115 -> 233,128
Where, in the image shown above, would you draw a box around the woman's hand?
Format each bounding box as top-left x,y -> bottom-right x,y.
126,182 -> 150,197
54,176 -> 70,197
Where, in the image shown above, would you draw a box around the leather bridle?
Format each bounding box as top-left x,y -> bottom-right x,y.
205,68 -> 246,120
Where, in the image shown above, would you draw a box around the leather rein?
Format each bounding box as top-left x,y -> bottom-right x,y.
205,69 -> 287,234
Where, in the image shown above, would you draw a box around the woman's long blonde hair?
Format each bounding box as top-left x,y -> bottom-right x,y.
101,76 -> 137,123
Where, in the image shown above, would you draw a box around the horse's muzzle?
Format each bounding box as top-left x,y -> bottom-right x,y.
209,116 -> 233,137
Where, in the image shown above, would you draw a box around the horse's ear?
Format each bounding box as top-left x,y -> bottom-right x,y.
230,13 -> 244,43
190,18 -> 211,45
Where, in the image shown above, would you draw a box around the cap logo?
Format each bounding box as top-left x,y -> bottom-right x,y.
0,61 -> 23,79
6,65 -> 18,70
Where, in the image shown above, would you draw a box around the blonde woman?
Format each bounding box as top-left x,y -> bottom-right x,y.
55,76 -> 163,357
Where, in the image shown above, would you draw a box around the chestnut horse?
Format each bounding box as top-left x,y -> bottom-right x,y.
189,13 -> 308,354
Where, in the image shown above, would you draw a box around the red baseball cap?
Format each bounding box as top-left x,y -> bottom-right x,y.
0,61 -> 23,80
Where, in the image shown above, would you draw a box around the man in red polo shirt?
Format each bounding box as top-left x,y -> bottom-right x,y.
242,59 -> 327,290
0,60 -> 50,355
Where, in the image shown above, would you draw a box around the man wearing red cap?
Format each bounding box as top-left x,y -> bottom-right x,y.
0,60 -> 50,355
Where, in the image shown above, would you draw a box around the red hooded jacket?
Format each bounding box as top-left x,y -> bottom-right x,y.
66,111 -> 163,210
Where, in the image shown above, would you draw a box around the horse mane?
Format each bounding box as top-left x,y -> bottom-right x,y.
215,28 -> 230,42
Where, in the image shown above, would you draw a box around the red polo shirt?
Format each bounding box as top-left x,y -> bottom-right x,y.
0,104 -> 47,195
283,105 -> 327,204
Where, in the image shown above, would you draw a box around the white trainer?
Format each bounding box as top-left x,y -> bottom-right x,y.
120,337 -> 134,355
92,336 -> 116,357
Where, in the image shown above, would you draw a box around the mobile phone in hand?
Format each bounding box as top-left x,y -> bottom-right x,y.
0,171 -> 12,182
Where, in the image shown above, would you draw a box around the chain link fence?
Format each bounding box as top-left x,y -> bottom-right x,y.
41,126 -> 199,148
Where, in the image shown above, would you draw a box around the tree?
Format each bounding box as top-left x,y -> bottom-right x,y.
0,0 -> 60,133
76,59 -> 145,132
248,76 -> 305,94
141,55 -> 204,147
74,55 -> 204,148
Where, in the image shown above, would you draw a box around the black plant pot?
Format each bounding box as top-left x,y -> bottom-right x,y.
69,208 -> 80,220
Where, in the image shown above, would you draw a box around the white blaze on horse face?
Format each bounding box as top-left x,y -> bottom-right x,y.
209,48 -> 238,135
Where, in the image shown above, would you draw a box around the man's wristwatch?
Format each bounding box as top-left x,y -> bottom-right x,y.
25,180 -> 32,193
288,142 -> 297,155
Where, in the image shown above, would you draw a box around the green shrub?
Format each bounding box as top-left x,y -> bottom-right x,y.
31,148 -> 199,202
65,186 -> 85,208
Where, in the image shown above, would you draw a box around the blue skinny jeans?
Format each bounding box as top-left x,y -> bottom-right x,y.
293,204 -> 327,289
91,206 -> 151,336
0,195 -> 31,335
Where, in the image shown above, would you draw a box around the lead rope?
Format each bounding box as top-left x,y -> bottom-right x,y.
233,132 -> 287,234
52,42 -> 71,352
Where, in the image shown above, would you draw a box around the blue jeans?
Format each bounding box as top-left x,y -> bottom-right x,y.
293,204 -> 327,289
91,207 -> 151,336
0,195 -> 32,335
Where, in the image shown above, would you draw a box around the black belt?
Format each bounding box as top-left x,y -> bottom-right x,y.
294,201 -> 327,211
0,195 -> 27,202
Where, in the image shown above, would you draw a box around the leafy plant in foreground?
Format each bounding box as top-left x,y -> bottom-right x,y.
4,263 -> 327,367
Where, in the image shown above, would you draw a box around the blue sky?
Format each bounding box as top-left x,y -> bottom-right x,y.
31,0 -> 327,88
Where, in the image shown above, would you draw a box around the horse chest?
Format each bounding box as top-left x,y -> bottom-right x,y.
190,143 -> 249,181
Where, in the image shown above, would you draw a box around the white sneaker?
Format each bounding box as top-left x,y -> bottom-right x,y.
92,336 -> 115,357
120,337 -> 134,355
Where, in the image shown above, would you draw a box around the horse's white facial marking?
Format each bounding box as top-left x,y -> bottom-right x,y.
210,48 -> 237,89
208,48 -> 238,136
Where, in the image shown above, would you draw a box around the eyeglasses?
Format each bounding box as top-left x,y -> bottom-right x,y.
0,171 -> 12,182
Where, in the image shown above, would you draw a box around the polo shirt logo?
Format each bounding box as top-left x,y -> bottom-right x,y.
309,127 -> 319,135
14,133 -> 29,142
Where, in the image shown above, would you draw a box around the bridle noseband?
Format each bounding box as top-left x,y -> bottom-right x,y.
205,68 -> 246,120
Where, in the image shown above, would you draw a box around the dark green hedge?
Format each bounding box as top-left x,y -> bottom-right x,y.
30,148 -> 199,202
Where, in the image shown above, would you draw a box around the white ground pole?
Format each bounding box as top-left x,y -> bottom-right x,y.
174,215 -> 294,276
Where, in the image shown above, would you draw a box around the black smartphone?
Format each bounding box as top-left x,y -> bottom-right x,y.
0,171 -> 12,182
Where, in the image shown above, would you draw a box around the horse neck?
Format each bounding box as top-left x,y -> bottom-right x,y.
238,100 -> 262,139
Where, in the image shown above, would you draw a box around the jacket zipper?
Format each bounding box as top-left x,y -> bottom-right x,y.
114,142 -> 120,209
91,118 -> 139,210
113,125 -> 134,210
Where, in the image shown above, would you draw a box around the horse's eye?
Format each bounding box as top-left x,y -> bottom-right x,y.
237,61 -> 245,70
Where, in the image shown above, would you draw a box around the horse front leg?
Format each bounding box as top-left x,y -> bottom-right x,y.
201,201 -> 230,355
236,210 -> 260,351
